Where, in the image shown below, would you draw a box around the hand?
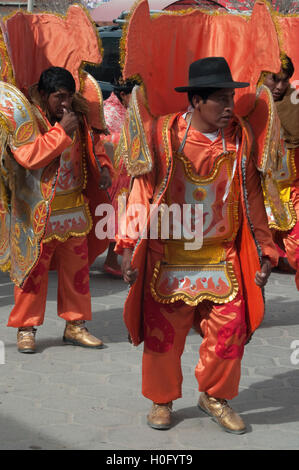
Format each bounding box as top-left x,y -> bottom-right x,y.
99,166 -> 112,190
59,107 -> 78,137
255,257 -> 272,287
122,248 -> 138,285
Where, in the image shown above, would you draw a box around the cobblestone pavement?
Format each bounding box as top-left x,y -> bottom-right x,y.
0,255 -> 298,450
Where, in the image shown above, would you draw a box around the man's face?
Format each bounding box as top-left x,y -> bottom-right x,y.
119,91 -> 131,109
193,88 -> 235,131
264,70 -> 290,101
45,88 -> 74,121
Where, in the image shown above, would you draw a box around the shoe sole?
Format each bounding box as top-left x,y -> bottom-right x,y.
18,348 -> 36,354
147,420 -> 171,430
63,337 -> 104,349
197,403 -> 246,435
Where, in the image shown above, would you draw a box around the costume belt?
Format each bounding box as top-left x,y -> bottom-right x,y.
50,189 -> 84,212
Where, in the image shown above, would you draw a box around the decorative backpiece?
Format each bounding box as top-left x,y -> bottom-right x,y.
116,85 -> 154,176
0,81 -> 58,287
247,84 -> 294,231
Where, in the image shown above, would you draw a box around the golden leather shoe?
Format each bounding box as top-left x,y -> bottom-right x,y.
63,321 -> 103,349
147,402 -> 173,430
198,392 -> 246,434
17,327 -> 37,354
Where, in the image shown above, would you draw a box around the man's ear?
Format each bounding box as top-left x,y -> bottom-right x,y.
39,90 -> 48,103
192,94 -> 202,110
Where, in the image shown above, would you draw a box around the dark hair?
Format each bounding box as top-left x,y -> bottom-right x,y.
281,55 -> 295,79
38,66 -> 76,95
113,79 -> 138,100
188,87 -> 221,107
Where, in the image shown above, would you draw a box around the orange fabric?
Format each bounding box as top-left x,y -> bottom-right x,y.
4,5 -> 102,94
8,237 -> 92,328
91,132 -> 114,175
142,296 -> 246,402
123,0 -> 280,117
84,130 -> 111,265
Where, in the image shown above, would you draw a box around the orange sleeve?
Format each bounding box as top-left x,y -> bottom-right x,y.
246,153 -> 279,267
115,170 -> 155,255
93,132 -> 114,176
12,122 -> 72,170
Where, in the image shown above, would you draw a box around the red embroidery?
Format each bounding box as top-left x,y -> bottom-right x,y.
22,243 -> 53,294
215,296 -> 247,360
74,239 -> 88,260
74,264 -> 89,295
144,293 -> 175,353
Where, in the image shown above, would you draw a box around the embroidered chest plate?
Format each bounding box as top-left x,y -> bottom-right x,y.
164,151 -> 240,244
44,130 -> 92,242
151,151 -> 240,306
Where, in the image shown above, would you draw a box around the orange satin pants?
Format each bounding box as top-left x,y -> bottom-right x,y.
142,291 -> 247,403
7,237 -> 92,328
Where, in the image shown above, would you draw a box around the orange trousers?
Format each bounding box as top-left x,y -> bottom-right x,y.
7,236 -> 92,328
141,243 -> 247,403
142,291 -> 247,403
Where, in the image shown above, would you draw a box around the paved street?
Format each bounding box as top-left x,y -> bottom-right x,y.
0,254 -> 298,450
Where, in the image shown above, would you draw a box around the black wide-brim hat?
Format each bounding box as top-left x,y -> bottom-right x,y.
175,57 -> 249,92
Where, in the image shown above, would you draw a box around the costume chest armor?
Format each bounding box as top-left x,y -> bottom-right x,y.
44,128 -> 92,242
151,147 -> 240,306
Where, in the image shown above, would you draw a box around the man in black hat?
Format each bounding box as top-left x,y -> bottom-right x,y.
116,57 -> 278,434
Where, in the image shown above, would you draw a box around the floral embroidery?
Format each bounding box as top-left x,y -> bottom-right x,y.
215,295 -> 247,360
74,264 -> 89,295
144,293 -> 175,353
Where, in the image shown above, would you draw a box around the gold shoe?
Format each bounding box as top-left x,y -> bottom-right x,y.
17,327 -> 37,354
63,321 -> 103,349
147,402 -> 173,430
198,392 -> 246,434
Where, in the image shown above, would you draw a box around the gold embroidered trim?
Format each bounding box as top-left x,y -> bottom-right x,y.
150,260 -> 239,306
278,148 -> 297,188
43,201 -> 92,244
123,86 -> 153,176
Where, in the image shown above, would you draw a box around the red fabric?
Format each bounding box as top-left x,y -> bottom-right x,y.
123,0 -> 281,117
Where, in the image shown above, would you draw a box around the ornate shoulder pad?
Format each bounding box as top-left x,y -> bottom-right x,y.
115,85 -> 155,177
248,84 -> 281,174
80,71 -> 107,132
0,81 -> 39,149
247,84 -> 294,231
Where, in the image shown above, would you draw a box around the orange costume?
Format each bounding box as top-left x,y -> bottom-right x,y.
5,100 -> 113,328
0,5 -> 114,333
116,101 -> 278,402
